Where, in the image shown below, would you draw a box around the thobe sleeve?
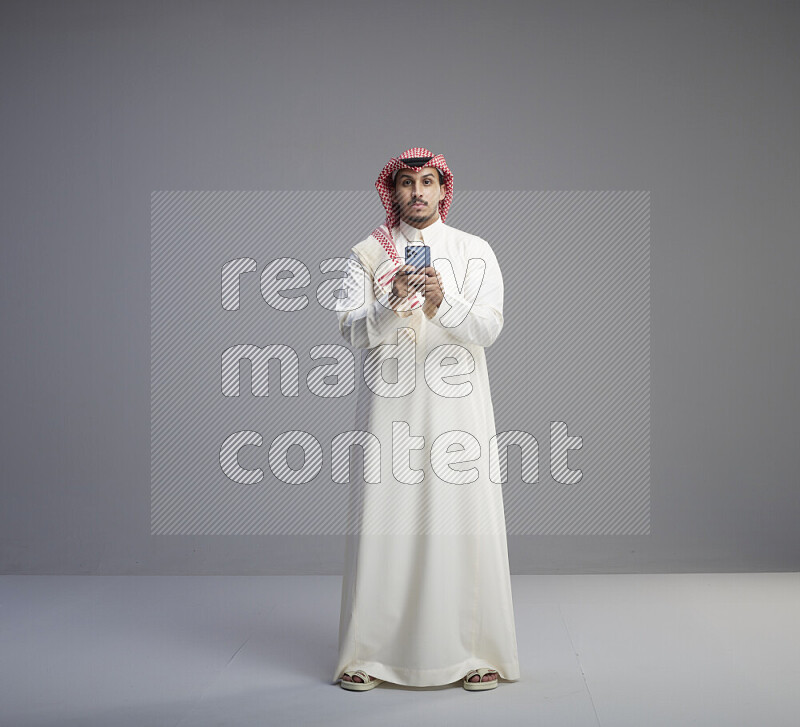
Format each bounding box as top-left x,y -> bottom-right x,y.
427,240 -> 504,348
335,252 -> 403,350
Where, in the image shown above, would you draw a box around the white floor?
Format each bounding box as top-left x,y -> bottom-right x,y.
0,573 -> 798,726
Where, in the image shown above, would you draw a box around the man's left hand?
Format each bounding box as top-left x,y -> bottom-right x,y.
416,266 -> 444,318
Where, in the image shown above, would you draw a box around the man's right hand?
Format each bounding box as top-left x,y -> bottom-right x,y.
390,264 -> 426,302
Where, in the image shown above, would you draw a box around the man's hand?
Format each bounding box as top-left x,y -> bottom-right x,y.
390,264 -> 421,302
391,265 -> 444,318
419,265 -> 444,317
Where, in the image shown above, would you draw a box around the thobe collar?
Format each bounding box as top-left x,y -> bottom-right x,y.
396,216 -> 445,247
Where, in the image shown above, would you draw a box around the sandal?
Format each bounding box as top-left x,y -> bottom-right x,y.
339,670 -> 383,691
462,667 -> 499,691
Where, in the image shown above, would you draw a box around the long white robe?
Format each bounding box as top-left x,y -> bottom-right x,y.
332,217 -> 520,687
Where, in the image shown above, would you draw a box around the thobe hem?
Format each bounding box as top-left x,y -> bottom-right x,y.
333,658 -> 521,688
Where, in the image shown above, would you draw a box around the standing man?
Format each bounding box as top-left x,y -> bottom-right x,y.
333,147 -> 520,691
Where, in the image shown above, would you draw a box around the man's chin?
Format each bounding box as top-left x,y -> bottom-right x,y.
402,211 -> 432,226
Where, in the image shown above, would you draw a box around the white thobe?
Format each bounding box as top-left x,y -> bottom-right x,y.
332,217 -> 520,687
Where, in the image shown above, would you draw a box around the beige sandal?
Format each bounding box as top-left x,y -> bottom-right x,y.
339,670 -> 383,691
462,667 -> 499,691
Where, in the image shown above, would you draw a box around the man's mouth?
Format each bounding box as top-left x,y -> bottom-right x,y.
412,202 -> 426,207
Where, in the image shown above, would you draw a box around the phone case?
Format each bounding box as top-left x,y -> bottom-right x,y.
404,244 -> 431,272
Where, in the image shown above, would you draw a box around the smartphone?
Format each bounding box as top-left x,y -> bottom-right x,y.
404,244 -> 431,273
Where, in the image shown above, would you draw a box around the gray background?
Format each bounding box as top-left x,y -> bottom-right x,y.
2,0 -> 797,573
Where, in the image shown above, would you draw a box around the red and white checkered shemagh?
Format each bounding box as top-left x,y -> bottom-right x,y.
371,147 -> 454,312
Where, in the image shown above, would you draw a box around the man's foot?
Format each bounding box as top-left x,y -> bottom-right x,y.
339,669 -> 383,691
462,667 -> 499,690
342,672 -> 377,684
466,669 -> 497,683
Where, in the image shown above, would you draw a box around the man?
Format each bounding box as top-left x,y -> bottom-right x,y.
333,147 -> 520,691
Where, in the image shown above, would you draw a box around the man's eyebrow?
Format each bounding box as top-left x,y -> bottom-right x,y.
397,172 -> 436,180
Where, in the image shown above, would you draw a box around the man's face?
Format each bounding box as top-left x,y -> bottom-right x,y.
392,166 -> 445,227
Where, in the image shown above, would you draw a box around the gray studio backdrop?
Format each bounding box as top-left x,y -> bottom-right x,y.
1,0 -> 797,574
